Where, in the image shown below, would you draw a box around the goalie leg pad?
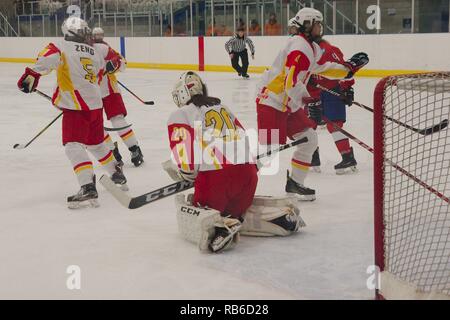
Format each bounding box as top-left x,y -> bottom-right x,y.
241,196 -> 306,237
175,194 -> 241,253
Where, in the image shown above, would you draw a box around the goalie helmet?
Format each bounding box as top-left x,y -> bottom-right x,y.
172,71 -> 206,108
92,27 -> 104,42
293,7 -> 323,38
61,16 -> 91,42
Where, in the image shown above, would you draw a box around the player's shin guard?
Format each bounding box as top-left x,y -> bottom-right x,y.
103,132 -> 115,151
326,121 -> 351,155
111,115 -> 139,148
290,128 -> 318,185
88,144 -> 116,176
65,142 -> 94,187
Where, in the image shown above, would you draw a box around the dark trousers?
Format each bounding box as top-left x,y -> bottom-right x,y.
231,49 -> 249,75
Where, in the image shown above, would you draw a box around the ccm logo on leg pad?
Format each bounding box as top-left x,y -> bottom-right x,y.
181,206 -> 200,216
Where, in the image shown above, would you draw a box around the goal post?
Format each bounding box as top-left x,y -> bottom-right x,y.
373,72 -> 450,300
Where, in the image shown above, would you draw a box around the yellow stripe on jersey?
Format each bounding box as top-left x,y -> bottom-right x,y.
57,53 -> 80,110
201,140 -> 222,170
176,143 -> 190,172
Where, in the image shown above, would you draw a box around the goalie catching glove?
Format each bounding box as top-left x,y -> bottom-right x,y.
17,67 -> 41,93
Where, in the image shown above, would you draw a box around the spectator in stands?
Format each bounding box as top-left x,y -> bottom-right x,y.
164,24 -> 172,37
206,19 -> 216,36
220,24 -> 233,36
264,13 -> 281,35
248,19 -> 261,36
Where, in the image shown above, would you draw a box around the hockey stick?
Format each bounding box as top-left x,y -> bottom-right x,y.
13,89 -> 63,150
100,137 -> 309,209
315,84 -> 449,136
330,122 -> 449,204
13,111 -> 63,149
117,80 -> 155,105
103,124 -> 133,131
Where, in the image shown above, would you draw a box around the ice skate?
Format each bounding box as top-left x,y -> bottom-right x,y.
113,141 -> 124,168
285,171 -> 316,201
311,148 -> 321,173
335,147 -> 357,175
129,145 -> 144,167
111,165 -> 128,191
67,176 -> 99,209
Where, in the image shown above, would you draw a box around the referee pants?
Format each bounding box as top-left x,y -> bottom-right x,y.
231,49 -> 249,75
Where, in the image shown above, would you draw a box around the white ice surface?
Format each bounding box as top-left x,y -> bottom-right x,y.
0,63 -> 378,299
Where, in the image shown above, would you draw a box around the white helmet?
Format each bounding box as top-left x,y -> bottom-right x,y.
293,8 -> 323,31
288,17 -> 298,28
92,27 -> 104,42
61,16 -> 91,40
172,71 -> 205,108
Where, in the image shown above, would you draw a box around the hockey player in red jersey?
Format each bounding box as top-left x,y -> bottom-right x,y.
305,38 -> 369,174
17,17 -> 127,208
256,8 -> 353,201
163,72 -> 303,253
91,27 -> 144,167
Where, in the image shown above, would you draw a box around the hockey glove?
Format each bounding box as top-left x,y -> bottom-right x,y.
17,67 -> 41,93
344,52 -> 369,76
340,87 -> 354,106
105,57 -> 121,74
306,99 -> 323,124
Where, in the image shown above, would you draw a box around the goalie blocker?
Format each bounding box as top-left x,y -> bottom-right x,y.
176,193 -> 306,253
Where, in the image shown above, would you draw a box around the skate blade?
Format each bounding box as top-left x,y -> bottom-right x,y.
311,166 -> 321,173
68,199 -> 100,210
287,192 -> 316,202
335,166 -> 358,175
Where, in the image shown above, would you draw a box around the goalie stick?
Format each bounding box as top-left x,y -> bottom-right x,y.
100,137 -> 309,209
117,80 -> 155,105
315,84 -> 448,136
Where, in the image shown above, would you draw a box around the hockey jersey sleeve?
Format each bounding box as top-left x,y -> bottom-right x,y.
283,46 -> 311,105
314,41 -> 350,76
167,110 -> 197,174
32,43 -> 61,75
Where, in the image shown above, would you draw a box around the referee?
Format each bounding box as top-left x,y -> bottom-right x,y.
225,26 -> 255,79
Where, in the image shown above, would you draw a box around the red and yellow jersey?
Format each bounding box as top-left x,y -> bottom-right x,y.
93,42 -> 126,98
314,39 -> 350,78
32,40 -> 105,111
167,103 -> 252,174
256,34 -> 320,113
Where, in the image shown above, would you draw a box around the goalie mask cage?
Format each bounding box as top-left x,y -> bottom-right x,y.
374,72 -> 450,300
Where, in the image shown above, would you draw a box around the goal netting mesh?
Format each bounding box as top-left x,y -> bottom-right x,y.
374,72 -> 450,300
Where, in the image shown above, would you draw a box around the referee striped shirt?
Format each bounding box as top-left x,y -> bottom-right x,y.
225,35 -> 255,55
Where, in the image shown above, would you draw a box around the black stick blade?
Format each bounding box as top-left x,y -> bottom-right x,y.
419,119 -> 449,136
144,101 -> 155,105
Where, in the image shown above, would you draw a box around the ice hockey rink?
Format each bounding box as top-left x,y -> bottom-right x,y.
0,62 -> 380,299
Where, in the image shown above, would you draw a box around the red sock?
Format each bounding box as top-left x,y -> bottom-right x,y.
335,139 -> 351,154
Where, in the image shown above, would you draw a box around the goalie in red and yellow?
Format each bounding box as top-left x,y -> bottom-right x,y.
163,72 -> 305,253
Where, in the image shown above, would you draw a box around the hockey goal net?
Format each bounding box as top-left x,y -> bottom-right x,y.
374,72 -> 450,300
